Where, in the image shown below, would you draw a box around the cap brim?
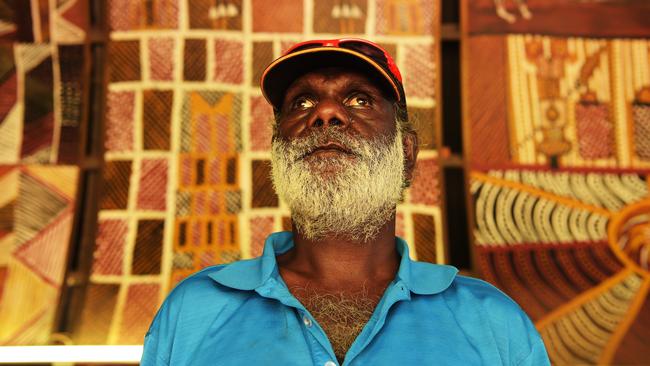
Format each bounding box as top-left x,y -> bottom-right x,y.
261,47 -> 401,110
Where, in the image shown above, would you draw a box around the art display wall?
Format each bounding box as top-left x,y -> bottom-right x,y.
0,0 -> 88,345
464,1 -> 650,364
2,1 -> 648,364
74,0 -> 444,346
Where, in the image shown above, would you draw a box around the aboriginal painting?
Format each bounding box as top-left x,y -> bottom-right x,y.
73,0 -> 444,345
463,1 -> 650,364
0,0 -> 87,345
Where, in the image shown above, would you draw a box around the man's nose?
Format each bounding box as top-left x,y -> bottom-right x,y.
307,99 -> 348,129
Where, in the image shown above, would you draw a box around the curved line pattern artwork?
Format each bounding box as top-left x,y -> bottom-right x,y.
467,30 -> 650,364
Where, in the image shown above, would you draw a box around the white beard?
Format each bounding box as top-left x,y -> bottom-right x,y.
271,128 -> 405,242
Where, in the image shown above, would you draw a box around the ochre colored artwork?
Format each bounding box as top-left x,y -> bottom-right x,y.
77,0 -> 443,345
0,0 -> 86,345
464,1 -> 650,364
0,166 -> 79,345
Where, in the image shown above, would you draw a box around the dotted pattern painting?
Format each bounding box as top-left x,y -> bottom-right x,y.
78,0 -> 444,345
0,0 -> 86,345
465,6 -> 650,364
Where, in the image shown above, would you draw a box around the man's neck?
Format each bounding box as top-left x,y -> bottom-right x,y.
277,217 -> 400,291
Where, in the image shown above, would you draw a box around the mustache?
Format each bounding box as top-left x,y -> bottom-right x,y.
274,130 -> 392,162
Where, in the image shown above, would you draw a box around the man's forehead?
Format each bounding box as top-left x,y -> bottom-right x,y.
284,67 -> 394,98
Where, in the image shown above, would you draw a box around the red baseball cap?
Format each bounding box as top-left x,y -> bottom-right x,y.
260,38 -> 407,119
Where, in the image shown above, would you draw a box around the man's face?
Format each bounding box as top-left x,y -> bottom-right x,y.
270,68 -> 414,242
275,67 -> 397,146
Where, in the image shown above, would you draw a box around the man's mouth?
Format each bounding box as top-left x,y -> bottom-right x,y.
301,142 -> 354,159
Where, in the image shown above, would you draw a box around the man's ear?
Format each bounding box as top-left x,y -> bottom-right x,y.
402,131 -> 419,185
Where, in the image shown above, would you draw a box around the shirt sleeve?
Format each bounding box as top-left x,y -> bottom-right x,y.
140,299 -> 174,366
512,310 -> 551,366
516,339 -> 550,366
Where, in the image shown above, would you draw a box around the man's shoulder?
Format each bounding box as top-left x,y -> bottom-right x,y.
439,273 -> 539,340
165,256 -> 263,303
446,274 -> 522,311
405,260 -> 513,306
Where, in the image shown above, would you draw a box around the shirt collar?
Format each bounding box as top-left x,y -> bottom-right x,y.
209,231 -> 458,295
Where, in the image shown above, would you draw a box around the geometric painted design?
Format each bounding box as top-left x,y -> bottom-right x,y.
73,283 -> 120,345
108,0 -> 179,31
403,43 -> 436,99
118,283 -> 160,344
82,0 -> 442,347
0,0 -> 87,346
132,220 -> 164,275
633,101 -> 650,161
92,219 -> 128,276
375,0 -> 436,35
109,41 -> 141,82
408,106 -> 437,150
14,173 -> 69,247
251,41 -> 273,87
53,1 -> 88,44
137,159 -> 168,211
249,96 -> 273,152
105,91 -> 135,152
173,91 -> 242,283
408,157 -> 440,206
99,160 -> 132,210
251,160 -> 278,208
0,166 -> 78,345
213,39 -> 244,84
148,38 -> 175,81
142,90 -> 172,150
412,213 -> 437,263
21,51 -> 54,163
56,45 -> 86,164
0,43 -> 18,163
252,0 -> 303,33
183,39 -> 206,81
1,24 -> 88,165
249,215 -> 275,258
13,208 -> 74,286
576,101 -> 614,160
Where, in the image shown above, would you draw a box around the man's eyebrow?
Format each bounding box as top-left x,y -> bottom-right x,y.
283,81 -> 315,101
343,81 -> 383,96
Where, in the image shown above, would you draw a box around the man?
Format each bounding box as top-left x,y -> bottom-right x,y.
141,38 -> 549,366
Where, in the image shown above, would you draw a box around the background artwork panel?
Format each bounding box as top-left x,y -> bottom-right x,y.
463,1 -> 650,364
75,0 -> 444,345
0,0 -> 87,346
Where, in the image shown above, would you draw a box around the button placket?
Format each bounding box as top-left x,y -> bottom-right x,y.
324,361 -> 337,366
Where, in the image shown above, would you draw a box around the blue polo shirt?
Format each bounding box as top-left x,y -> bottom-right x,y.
142,232 -> 549,365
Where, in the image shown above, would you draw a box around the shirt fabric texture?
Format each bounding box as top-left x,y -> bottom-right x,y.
142,231 -> 550,366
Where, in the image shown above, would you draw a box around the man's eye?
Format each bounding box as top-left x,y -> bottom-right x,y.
346,95 -> 370,107
292,97 -> 315,110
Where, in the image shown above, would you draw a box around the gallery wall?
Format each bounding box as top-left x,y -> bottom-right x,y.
0,0 -> 445,347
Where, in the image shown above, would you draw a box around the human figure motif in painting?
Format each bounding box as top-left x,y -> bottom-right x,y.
494,0 -> 532,23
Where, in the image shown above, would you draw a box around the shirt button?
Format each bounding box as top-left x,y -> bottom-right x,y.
324,361 -> 337,366
303,315 -> 312,327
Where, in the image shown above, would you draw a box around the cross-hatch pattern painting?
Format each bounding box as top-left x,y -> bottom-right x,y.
0,0 -> 86,346
75,0 -> 444,346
